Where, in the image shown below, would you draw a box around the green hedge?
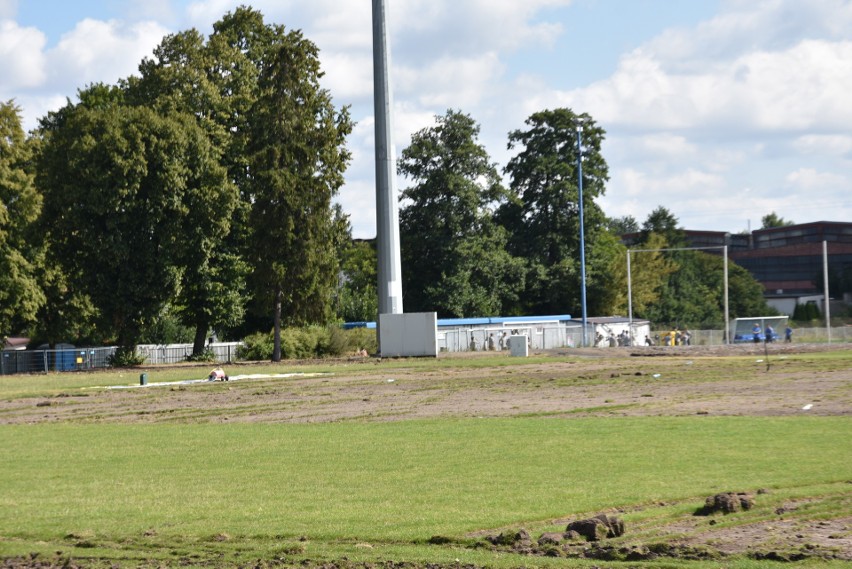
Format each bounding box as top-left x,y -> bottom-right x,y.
238,326 -> 376,361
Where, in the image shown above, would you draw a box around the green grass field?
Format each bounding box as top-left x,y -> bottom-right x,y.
1,352 -> 851,568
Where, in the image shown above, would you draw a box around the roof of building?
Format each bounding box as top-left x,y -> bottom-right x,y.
575,316 -> 650,325
3,337 -> 29,350
344,314 -> 575,330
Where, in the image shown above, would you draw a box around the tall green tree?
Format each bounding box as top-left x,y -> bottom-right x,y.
398,110 -> 524,317
0,101 -> 44,338
499,108 -> 612,316
37,103 -> 231,355
244,28 -> 352,361
612,232 -> 676,317
127,26 -> 249,355
642,251 -> 720,327
633,208 -> 773,326
697,253 -> 777,320
635,208 -> 708,325
641,205 -> 685,247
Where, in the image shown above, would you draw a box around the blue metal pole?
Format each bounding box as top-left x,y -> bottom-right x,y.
576,126 -> 588,346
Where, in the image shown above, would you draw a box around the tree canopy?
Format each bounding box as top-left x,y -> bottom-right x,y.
26,8 -> 353,361
244,27 -> 352,361
398,110 -> 524,317
0,101 -> 44,338
38,103 -> 232,354
498,108 -> 616,316
629,207 -> 776,327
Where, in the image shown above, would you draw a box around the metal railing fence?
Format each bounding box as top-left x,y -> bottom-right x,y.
136,342 -> 242,365
0,342 -> 241,376
2,327 -> 849,375
1,347 -> 118,375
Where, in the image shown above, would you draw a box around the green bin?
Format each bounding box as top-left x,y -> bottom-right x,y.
140,373 -> 148,386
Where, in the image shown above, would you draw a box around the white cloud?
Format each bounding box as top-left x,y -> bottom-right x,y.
600,167 -> 730,226
309,3 -> 372,51
46,19 -> 169,90
0,20 -> 47,90
396,52 -> 503,108
393,0 -> 570,54
647,0 -> 852,68
557,38 -> 852,134
336,179 -> 378,238
785,167 -> 846,190
792,134 -> 852,159
184,0 -> 237,29
631,134 -> 698,162
320,52 -> 374,101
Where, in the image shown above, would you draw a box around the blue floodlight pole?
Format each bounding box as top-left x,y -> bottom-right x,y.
576,125 -> 588,346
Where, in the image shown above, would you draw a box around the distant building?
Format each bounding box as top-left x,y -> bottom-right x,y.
345,314 -> 653,351
621,221 -> 852,315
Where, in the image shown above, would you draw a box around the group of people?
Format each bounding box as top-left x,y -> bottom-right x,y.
595,328 -> 695,348
751,323 -> 794,343
659,328 -> 691,346
596,330 -> 633,347
470,331 -> 510,351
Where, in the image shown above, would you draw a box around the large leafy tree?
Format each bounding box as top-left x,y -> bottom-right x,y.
698,253 -> 776,320
127,26 -> 248,355
499,108 -> 612,316
634,208 -> 712,325
612,232 -> 676,317
244,28 -> 352,361
0,101 -> 44,338
633,208 -> 773,326
643,252 -> 720,327
38,102 -> 231,355
398,110 -> 524,317
131,8 -> 355,357
643,250 -> 775,327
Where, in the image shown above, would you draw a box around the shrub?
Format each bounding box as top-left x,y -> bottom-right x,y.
238,326 -> 377,361
316,326 -> 349,357
237,331 -> 274,361
185,348 -> 217,363
792,302 -> 821,323
108,347 -> 147,367
280,327 -> 315,359
342,327 -> 377,354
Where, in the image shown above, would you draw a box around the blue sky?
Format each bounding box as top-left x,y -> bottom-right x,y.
2,0 -> 850,238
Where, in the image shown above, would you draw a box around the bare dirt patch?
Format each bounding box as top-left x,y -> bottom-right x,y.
2,342 -> 849,425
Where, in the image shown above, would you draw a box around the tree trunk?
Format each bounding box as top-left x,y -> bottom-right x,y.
192,324 -> 208,357
272,288 -> 282,362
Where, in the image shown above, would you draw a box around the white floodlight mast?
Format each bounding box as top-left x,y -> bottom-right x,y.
372,0 -> 403,317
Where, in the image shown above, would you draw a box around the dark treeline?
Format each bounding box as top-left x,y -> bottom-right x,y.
0,7 -> 775,362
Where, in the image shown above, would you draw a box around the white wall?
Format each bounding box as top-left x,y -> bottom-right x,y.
378,312 -> 438,357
